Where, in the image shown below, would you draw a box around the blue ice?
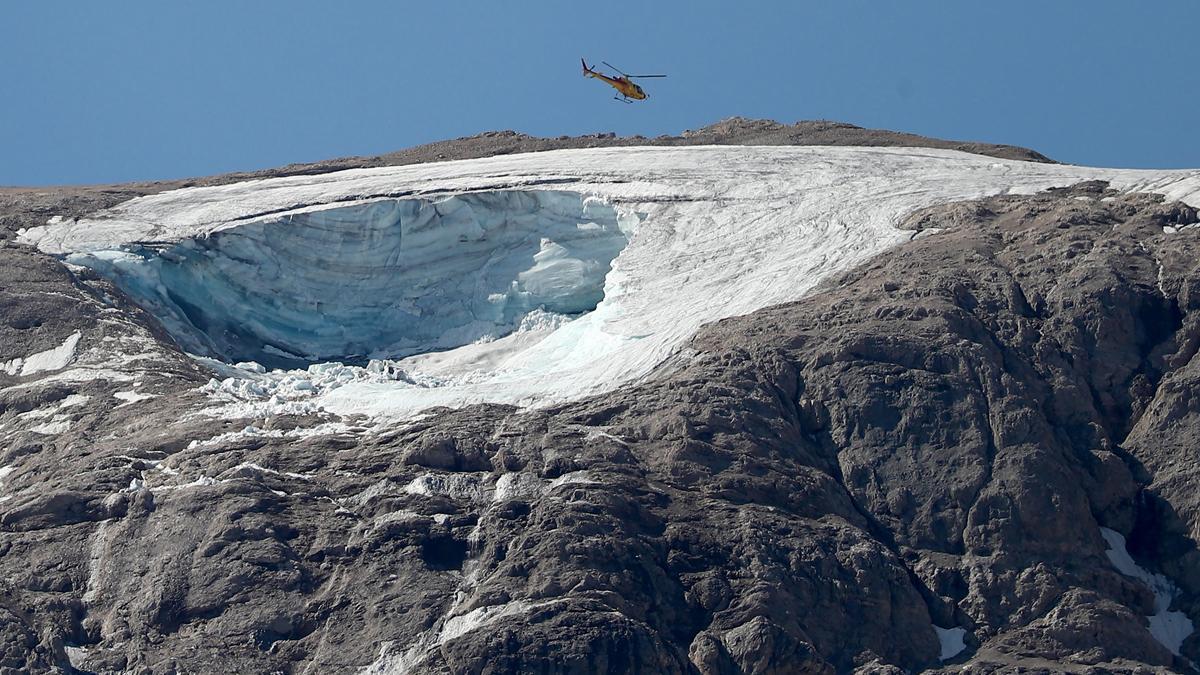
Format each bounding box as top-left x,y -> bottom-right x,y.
69,191 -> 627,367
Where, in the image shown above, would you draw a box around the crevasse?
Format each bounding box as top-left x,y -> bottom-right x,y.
68,191 -> 629,367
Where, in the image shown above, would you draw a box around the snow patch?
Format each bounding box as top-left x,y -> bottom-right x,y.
150,475 -> 220,492
1,331 -> 81,376
185,421 -> 357,449
1,368 -> 137,394
59,393 -> 90,407
29,419 -> 72,435
0,465 -> 16,497
361,599 -> 561,674
491,470 -> 603,503
64,645 -> 88,669
403,473 -> 486,501
114,390 -> 156,406
438,600 -> 536,644
934,625 -> 967,660
1100,526 -> 1194,655
493,472 -> 544,502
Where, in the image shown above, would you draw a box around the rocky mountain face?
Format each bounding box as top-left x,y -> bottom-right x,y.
1,123 -> 1199,674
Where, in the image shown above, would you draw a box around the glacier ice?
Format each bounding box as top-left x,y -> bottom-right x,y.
65,191 -> 628,367
24,145 -> 1200,420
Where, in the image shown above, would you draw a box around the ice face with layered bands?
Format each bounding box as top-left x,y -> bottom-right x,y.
23,145 -> 1200,419
66,192 -> 628,367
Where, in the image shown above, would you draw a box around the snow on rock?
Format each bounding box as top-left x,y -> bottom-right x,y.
3,393 -> 90,437
184,421 -> 359,450
29,419 -> 73,435
22,146 -> 1200,420
0,466 -> 16,499
362,599 -> 562,674
403,473 -> 486,502
113,390 -> 156,406
934,625 -> 968,660
492,470 -> 602,503
64,645 -> 88,670
58,394 -> 90,408
1,331 -> 82,377
1100,526 -> 1194,655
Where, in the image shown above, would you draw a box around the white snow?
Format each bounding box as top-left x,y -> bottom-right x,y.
437,600 -> 538,644
493,470 -> 601,502
0,465 -> 16,497
113,390 -> 156,405
6,393 -> 89,436
226,461 -> 316,481
402,473 -> 486,501
361,599 -> 561,674
2,368 -> 136,391
149,475 -> 220,492
1,331 -> 81,376
58,394 -> 90,408
17,406 -> 56,421
21,146 -> 1200,421
0,466 -> 14,481
934,625 -> 968,660
29,419 -> 73,435
493,472 -> 545,502
184,421 -> 356,449
1100,526 -> 1194,655
64,645 -> 88,669
14,394 -> 87,423
82,520 -> 111,604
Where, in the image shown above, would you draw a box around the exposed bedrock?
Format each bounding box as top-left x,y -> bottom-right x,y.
67,191 -> 628,366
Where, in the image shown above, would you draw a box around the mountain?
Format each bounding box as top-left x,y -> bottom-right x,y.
1,119 -> 1199,674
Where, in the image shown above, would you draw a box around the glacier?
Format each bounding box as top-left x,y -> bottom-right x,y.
64,191 -> 629,367
20,145 -> 1200,420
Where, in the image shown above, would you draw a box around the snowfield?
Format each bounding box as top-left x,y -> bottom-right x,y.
20,145 -> 1200,421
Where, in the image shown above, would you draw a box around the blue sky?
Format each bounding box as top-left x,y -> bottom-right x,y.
3,1 -> 1198,185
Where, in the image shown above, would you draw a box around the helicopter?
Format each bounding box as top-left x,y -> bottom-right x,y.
582,59 -> 666,102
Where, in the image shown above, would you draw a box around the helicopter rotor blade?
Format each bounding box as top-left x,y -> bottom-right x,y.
628,74 -> 667,78
600,61 -> 625,75
599,60 -> 665,78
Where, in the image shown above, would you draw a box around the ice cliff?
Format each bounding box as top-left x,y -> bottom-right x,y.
65,192 -> 629,367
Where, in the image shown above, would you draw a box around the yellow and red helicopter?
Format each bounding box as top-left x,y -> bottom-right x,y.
582,59 -> 666,102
